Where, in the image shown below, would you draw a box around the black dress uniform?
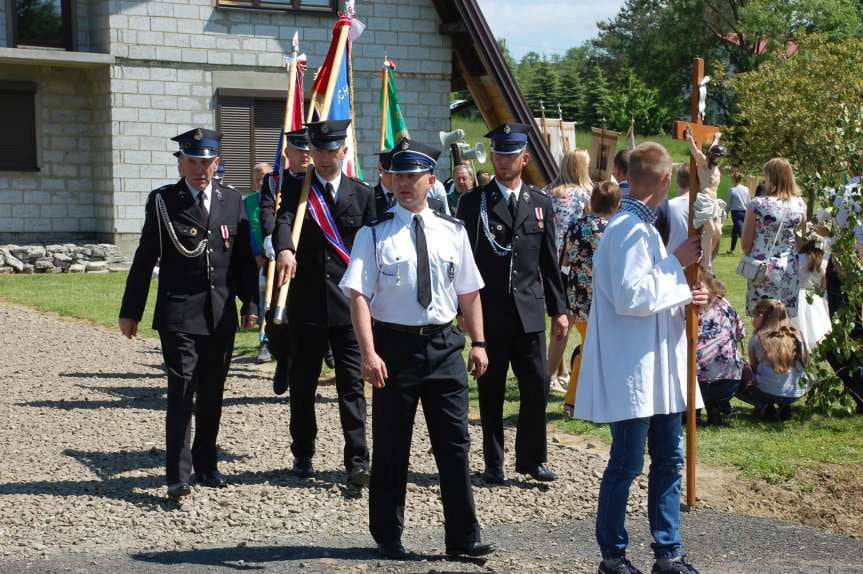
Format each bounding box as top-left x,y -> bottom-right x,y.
340,138 -> 495,559
119,129 -> 258,491
456,123 -> 567,482
273,119 -> 375,478
260,129 -> 310,392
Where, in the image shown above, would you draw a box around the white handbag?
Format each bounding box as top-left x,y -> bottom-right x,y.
736,207 -> 788,282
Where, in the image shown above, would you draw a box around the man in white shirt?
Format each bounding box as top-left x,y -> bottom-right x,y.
665,163 -> 692,254
574,142 -> 708,574
341,138 -> 495,560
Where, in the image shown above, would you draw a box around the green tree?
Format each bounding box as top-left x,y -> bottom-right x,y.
607,68 -> 670,135
523,56 -> 561,117
558,59 -> 586,122
582,66 -> 613,128
733,35 -> 863,412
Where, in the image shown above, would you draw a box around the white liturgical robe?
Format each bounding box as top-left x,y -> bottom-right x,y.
574,207 -> 704,423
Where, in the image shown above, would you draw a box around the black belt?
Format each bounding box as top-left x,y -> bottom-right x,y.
374,320 -> 450,336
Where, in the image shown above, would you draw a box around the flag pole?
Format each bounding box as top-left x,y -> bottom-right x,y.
264,32 -> 300,323
379,59 -> 389,151
273,21 -> 351,324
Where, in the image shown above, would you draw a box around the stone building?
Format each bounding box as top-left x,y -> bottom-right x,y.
0,0 -> 553,255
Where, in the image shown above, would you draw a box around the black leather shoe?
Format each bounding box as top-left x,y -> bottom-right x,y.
516,464 -> 557,482
446,541 -> 497,557
166,482 -> 192,500
481,469 -> 505,485
273,360 -> 289,396
196,470 -> 228,488
348,466 -> 370,488
376,540 -> 408,559
292,458 -> 315,478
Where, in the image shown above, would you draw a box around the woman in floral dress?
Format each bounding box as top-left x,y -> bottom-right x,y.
560,180 -> 620,418
546,149 -> 592,392
741,158 -> 807,317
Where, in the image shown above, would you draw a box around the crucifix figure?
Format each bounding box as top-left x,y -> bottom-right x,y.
672,66 -> 724,274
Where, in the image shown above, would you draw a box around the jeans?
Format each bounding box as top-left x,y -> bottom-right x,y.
596,414 -> 684,560
729,210 -> 746,251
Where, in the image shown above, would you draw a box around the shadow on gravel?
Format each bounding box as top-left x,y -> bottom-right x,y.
62,448 -> 249,478
131,544 -> 486,570
15,391 -> 309,410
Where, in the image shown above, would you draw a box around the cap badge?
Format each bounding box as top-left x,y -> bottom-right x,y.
194,129 -> 203,141
401,140 -> 410,150
503,124 -> 511,134
321,124 -> 329,134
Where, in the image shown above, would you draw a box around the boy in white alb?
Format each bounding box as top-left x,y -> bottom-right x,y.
574,143 -> 708,574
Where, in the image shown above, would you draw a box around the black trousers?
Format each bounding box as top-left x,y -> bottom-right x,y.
825,257 -> 863,410
478,314 -> 548,473
729,210 -> 746,251
288,322 -> 368,472
158,330 -> 234,485
369,324 -> 480,548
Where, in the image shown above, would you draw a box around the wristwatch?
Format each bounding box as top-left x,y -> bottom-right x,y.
471,341 -> 487,348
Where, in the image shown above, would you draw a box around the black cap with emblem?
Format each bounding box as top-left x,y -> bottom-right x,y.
377,148 -> 394,171
485,122 -> 530,155
171,128 -> 222,159
389,138 -> 440,173
306,119 -> 351,150
285,127 -> 312,151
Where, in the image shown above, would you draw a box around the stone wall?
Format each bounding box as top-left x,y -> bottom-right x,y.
0,0 -> 6,47
0,65 -> 113,244
0,243 -> 128,274
106,0 -> 452,253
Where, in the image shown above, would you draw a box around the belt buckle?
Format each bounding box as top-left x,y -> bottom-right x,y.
417,325 -> 428,336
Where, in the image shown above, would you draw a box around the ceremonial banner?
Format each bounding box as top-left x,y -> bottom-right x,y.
379,58 -> 409,151
271,48 -> 306,195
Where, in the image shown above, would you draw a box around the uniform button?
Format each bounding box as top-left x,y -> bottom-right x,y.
325,273 -> 330,279
513,287 -> 518,291
513,269 -> 518,274
208,230 -> 212,236
208,249 -> 213,254
514,234 -> 519,239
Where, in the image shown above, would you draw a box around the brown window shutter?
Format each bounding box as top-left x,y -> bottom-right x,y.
217,96 -> 252,193
0,87 -> 37,171
252,99 -> 285,172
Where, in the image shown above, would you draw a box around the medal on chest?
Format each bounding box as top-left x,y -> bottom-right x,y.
220,224 -> 230,249
535,207 -> 544,230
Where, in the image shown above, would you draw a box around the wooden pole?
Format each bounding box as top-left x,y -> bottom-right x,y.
264,39 -> 300,316
273,23 -> 351,324
685,57 -> 704,509
378,61 -> 389,152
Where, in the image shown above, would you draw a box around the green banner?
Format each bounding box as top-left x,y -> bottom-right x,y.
380,65 -> 409,150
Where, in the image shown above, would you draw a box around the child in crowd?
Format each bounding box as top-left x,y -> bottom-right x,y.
575,142 -> 707,574
561,180 -> 621,419
791,228 -> 831,351
740,299 -> 810,421
696,273 -> 746,425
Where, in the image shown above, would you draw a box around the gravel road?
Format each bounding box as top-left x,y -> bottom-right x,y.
1,302 -> 861,573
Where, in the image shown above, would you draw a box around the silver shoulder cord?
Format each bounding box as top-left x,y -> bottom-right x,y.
479,189 -> 514,293
154,192 -> 209,259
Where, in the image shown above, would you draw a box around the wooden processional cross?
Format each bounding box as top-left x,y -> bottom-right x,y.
671,57 -> 721,509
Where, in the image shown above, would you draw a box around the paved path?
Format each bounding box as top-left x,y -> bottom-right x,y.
1,302 -> 861,573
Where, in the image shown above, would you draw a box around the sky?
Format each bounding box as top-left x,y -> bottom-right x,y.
476,0 -> 626,60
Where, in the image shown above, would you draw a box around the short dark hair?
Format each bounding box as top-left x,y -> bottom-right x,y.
591,180 -> 621,215
676,163 -> 690,191
613,149 -> 631,176
732,171 -> 743,184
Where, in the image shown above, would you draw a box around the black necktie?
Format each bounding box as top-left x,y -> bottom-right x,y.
198,191 -> 209,222
326,182 -> 336,202
414,214 -> 432,309
508,192 -> 517,218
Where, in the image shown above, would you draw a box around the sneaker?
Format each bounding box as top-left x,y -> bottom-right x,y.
599,557 -> 644,574
651,556 -> 699,573
256,344 -> 272,364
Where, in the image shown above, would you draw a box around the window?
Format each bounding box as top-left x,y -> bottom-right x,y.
0,83 -> 38,171
217,95 -> 286,193
216,0 -> 337,12
11,0 -> 74,49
